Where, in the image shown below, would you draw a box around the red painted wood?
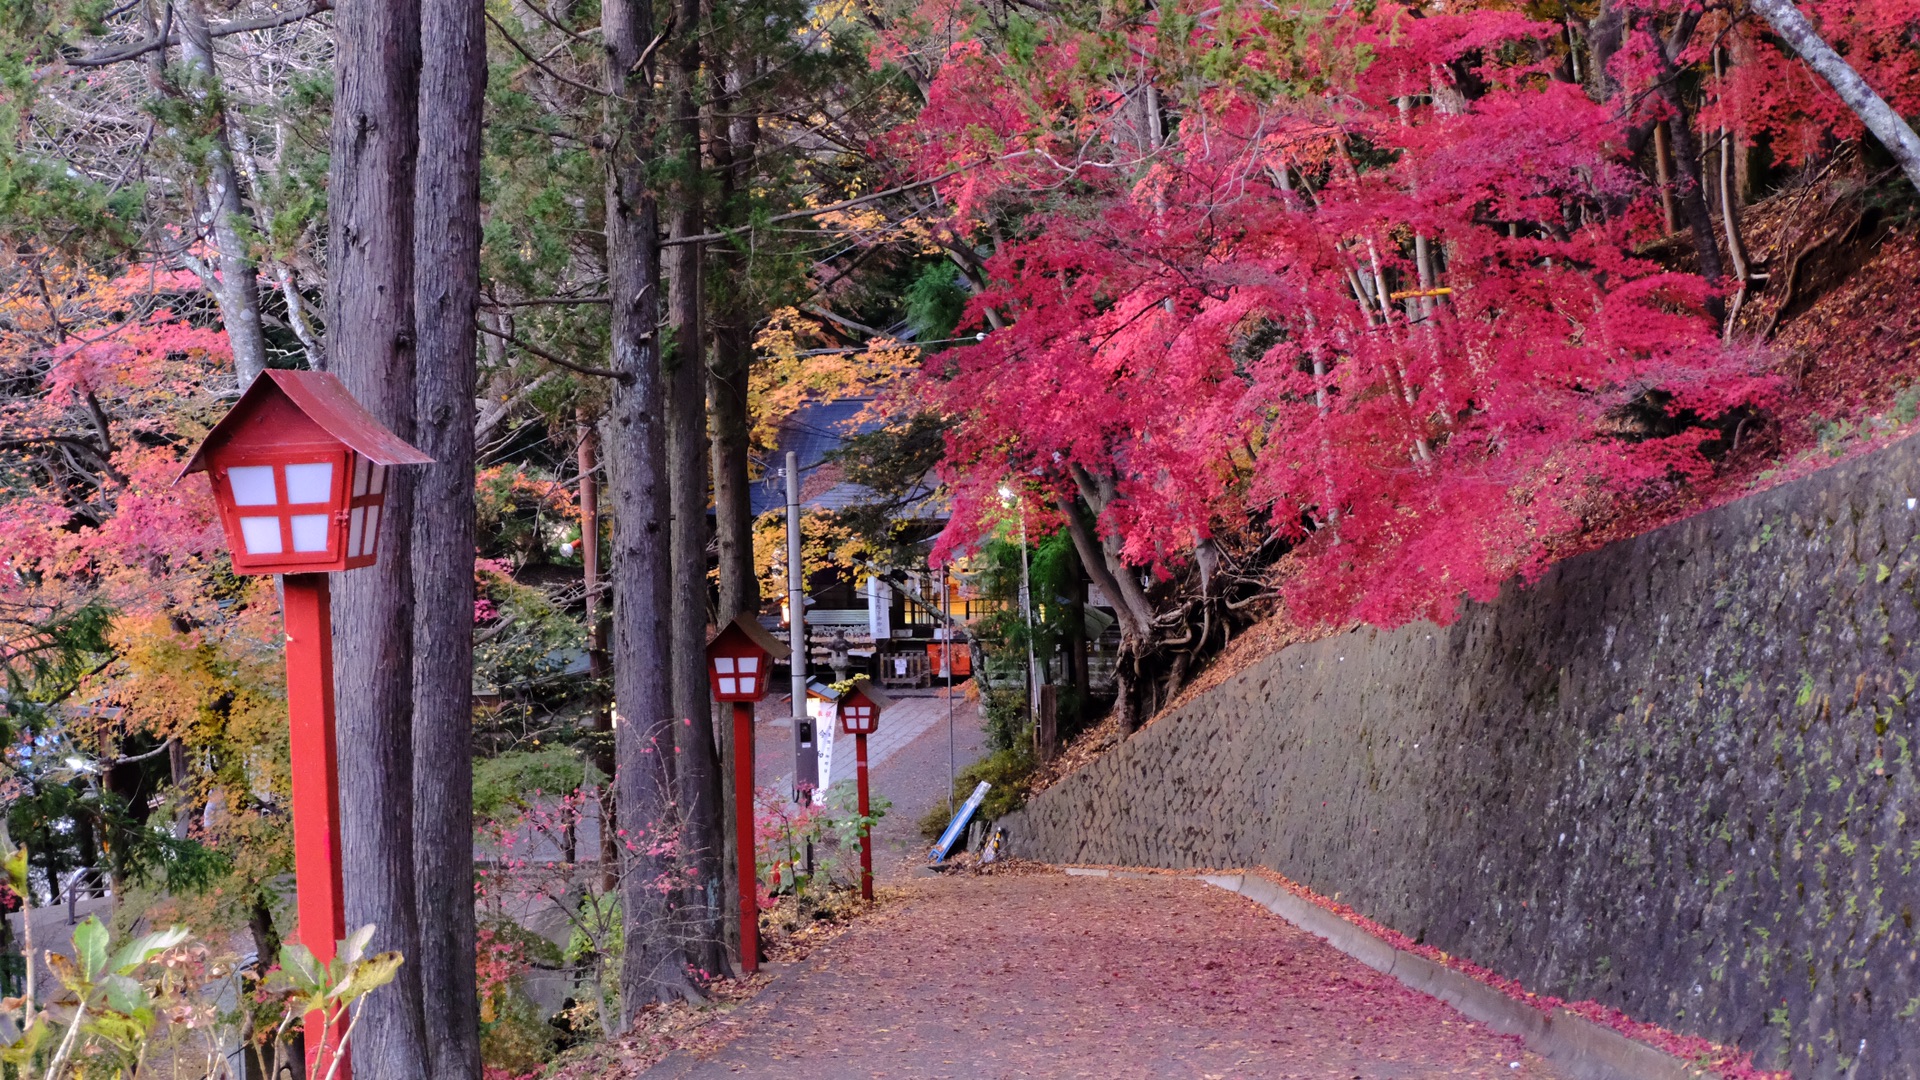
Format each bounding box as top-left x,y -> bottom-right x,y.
281,574 -> 350,1079
733,702 -> 759,974
856,733 -> 873,901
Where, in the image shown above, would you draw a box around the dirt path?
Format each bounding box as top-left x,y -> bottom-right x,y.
642,871 -> 1557,1079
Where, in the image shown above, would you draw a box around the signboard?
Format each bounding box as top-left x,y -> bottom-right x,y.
929,781 -> 991,863
867,576 -> 891,640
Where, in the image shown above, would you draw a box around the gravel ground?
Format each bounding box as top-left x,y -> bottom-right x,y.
639,871 -> 1557,1079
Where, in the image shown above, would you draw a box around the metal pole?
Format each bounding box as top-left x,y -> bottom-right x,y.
786,451 -> 816,802
856,732 -> 873,900
943,567 -> 954,804
1017,506 -> 1038,720
281,573 -> 350,1080
731,701 -> 758,973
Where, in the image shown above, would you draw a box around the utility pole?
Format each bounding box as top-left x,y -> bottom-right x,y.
786,451 -> 816,801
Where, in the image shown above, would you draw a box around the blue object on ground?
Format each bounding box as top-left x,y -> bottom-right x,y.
929,781 -> 992,863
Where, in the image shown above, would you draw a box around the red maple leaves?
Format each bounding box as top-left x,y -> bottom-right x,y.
897,0 -> 1908,626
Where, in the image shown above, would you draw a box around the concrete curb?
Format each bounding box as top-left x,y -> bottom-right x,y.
1061,867 -> 1712,1080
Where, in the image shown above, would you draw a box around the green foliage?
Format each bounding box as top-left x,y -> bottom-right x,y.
479,979 -> 557,1076
472,746 -> 593,823
920,740 -> 1037,839
903,262 -> 970,344
0,834 -> 399,1080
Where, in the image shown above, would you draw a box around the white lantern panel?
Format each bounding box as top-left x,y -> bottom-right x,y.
352,456 -> 371,497
714,657 -> 736,674
360,505 -> 381,557
239,516 -> 283,554
228,466 -> 278,506
290,514 -> 331,553
739,656 -> 758,673
369,464 -> 387,495
347,507 -> 366,558
738,676 -> 756,695
285,462 -> 334,504
719,677 -> 738,695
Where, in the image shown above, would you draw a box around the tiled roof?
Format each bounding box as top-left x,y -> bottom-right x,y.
749,398 -> 947,520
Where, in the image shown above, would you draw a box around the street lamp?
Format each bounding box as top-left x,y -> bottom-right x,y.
834,680 -> 890,901
178,370 -> 431,1080
704,615 -> 790,974
999,484 -> 1039,722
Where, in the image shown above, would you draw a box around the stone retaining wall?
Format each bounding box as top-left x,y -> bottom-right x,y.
1005,436 -> 1920,1079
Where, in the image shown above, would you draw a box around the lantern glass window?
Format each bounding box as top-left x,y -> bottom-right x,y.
369,464 -> 387,495
719,676 -> 738,695
240,516 -> 283,554
290,514 -> 331,552
739,656 -> 758,673
714,657 -> 736,674
229,466 -> 278,506
353,457 -> 371,497
359,505 -> 382,558
739,676 -> 756,694
285,461 -> 333,504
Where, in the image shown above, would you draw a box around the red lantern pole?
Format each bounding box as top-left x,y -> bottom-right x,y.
281,574 -> 350,1079
732,701 -> 759,974
856,731 -> 873,901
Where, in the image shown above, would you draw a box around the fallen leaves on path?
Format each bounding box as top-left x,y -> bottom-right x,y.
647,871 -> 1557,1079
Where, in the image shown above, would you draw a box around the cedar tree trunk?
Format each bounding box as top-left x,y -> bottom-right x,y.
664,0 -> 725,980
603,0 -> 703,1015
411,0 -> 486,1073
325,0 -> 431,1073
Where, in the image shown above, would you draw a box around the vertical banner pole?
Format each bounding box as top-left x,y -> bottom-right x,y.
280,573 -> 350,1080
787,451 -> 815,801
732,701 -> 759,973
856,732 -> 873,900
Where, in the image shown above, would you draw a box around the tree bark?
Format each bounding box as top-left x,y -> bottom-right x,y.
1748,0 -> 1920,193
175,0 -> 269,389
708,53 -> 759,629
664,0 -> 725,981
603,0 -> 702,1015
579,417 -> 618,895
325,0 -> 430,1072
411,0 -> 485,1072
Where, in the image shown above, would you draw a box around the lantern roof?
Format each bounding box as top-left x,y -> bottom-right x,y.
707,614 -> 791,661
806,677 -> 890,711
177,370 -> 433,482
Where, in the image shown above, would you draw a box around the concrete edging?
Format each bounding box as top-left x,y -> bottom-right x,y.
1061,867 -> 1711,1080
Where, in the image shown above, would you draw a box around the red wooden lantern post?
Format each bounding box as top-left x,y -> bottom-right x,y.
836,681 -> 890,901
705,616 -> 790,974
178,372 -> 430,1079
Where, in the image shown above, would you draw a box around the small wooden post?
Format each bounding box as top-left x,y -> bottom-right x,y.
1036,684 -> 1059,763
856,731 -> 873,900
732,701 -> 759,973
282,573 -> 349,1079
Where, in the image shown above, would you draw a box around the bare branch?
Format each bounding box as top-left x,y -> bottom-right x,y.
475,321 -> 632,383
69,0 -> 335,67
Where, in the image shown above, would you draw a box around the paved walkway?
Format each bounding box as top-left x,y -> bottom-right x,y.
642,871 -> 1558,1079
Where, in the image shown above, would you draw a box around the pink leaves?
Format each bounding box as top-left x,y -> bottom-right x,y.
899,0 -> 1800,628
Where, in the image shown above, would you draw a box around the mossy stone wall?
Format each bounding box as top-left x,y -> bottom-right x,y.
1006,438 -> 1920,1078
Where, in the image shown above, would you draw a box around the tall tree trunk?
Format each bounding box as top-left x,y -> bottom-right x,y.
1654,122 -> 1680,234
1748,0 -> 1920,192
579,416 -> 618,895
603,0 -> 702,1015
411,0 -> 485,1072
664,0 -> 725,981
708,54 -> 759,629
325,0 -> 430,1073
175,0 -> 269,388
